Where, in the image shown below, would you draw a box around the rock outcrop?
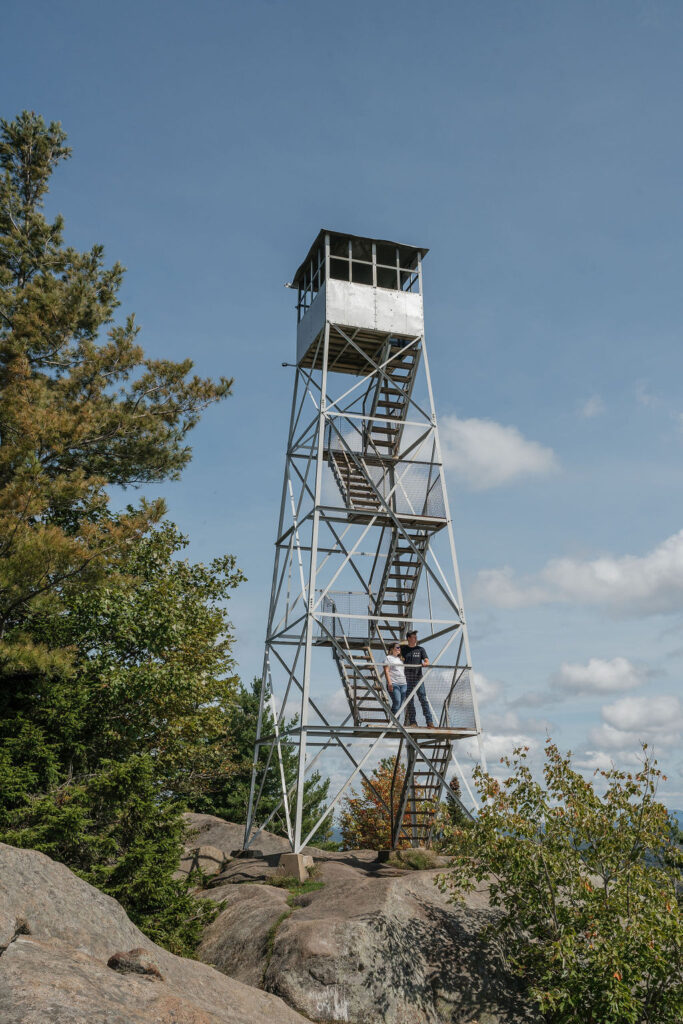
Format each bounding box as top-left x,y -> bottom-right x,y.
183,812 -> 291,858
198,845 -> 539,1024
0,842 -> 310,1024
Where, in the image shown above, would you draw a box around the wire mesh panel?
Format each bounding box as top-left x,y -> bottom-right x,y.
366,462 -> 446,520
407,666 -> 477,731
324,420 -> 446,520
316,591 -> 371,643
445,669 -> 477,730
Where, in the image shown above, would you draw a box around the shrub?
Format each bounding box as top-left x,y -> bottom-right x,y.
439,740 -> 683,1024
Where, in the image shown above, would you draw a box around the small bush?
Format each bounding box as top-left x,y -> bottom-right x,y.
388,848 -> 442,871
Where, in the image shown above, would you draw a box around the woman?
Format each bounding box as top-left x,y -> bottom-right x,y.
383,642 -> 407,717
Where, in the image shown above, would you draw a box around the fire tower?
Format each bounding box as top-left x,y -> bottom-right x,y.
244,231 -> 484,853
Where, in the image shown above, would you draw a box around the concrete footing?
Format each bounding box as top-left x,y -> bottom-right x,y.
277,852 -> 313,882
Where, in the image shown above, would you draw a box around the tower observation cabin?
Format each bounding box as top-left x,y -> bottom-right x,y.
244,230 -> 484,855
294,230 -> 427,372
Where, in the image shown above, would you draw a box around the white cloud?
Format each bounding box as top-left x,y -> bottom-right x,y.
473,566 -> 549,609
472,670 -> 502,704
589,694 -> 683,751
318,688 -> 355,722
579,394 -> 605,419
636,380 -> 655,407
478,732 -> 537,762
439,414 -> 558,490
552,657 -> 646,695
473,529 -> 683,616
603,694 -> 678,732
574,750 -> 617,772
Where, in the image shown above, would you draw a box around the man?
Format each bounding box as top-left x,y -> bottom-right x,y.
400,630 -> 435,728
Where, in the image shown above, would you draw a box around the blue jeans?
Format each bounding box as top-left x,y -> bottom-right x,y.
406,676 -> 433,726
389,683 -> 406,716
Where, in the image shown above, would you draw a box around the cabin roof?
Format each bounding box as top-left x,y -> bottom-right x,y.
292,229 -> 429,287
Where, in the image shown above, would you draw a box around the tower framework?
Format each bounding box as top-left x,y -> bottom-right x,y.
244,230 -> 484,853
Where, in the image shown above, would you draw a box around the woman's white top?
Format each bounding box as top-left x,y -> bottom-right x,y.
384,654 -> 406,686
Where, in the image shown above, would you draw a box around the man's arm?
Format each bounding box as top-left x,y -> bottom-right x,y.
421,647 -> 429,667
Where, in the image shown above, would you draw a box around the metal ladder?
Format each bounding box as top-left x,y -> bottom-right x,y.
363,341 -> 421,459
333,639 -> 389,726
325,337 -> 454,846
372,528 -> 430,646
392,735 -> 453,847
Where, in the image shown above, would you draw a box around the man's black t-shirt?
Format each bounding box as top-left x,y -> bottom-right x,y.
400,644 -> 427,683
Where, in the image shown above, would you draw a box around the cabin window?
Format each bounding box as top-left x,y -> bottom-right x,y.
299,236 -> 421,318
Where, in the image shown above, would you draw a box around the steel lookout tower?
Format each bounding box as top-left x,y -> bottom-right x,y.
244,230 -> 484,854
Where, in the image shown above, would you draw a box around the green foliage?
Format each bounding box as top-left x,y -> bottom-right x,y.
0,522 -> 244,824
195,677 -> 332,844
0,110 -> 239,955
339,756 -> 432,850
0,521 -> 242,953
3,755 -> 217,955
663,814 -> 683,874
439,740 -> 683,1024
0,110 -> 232,678
267,875 -> 326,904
387,847 -> 442,871
432,776 -> 472,850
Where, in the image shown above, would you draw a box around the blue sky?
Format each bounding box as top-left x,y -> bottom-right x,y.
3,0 -> 683,805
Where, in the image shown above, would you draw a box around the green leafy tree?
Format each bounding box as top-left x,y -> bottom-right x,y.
195,677 -> 332,845
0,522 -> 244,827
0,110 -> 231,678
3,755 -> 216,955
0,111 -> 238,952
439,741 -> 683,1024
339,756 -> 432,850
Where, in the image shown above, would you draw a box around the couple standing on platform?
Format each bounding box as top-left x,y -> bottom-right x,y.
383,630 -> 435,728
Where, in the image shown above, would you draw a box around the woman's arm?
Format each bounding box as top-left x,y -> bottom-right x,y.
384,665 -> 393,691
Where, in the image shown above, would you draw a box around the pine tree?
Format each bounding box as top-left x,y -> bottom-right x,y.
3,755 -> 216,956
0,111 -> 232,678
0,111 -> 237,952
0,522 -> 245,827
195,677 -> 333,845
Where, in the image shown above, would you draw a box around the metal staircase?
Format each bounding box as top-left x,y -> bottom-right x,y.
333,641 -> 390,727
372,529 -> 430,646
392,736 -> 452,846
364,341 -> 420,458
328,449 -> 380,515
321,342 -> 457,846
